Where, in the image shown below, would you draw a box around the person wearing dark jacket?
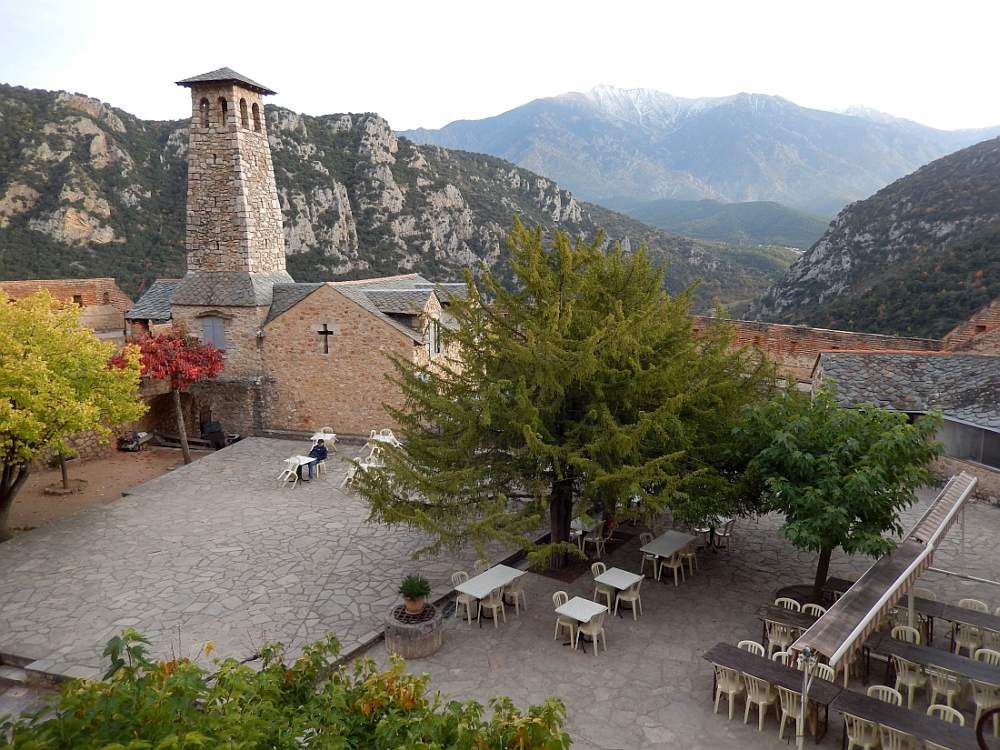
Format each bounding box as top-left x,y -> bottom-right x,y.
305,440 -> 328,480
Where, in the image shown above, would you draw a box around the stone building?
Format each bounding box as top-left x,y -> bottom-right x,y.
0,277 -> 131,341
128,68 -> 459,436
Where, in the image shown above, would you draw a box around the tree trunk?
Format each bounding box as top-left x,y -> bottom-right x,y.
59,454 -> 70,490
172,388 -> 192,465
812,546 -> 833,602
549,477 -> 574,569
0,463 -> 31,542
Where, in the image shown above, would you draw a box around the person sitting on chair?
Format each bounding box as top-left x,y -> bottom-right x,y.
304,439 -> 328,481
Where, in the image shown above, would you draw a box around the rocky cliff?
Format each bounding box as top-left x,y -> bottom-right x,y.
0,83 -> 794,309
750,137 -> 1000,337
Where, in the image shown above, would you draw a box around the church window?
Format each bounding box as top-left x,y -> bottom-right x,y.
427,320 -> 442,358
201,316 -> 226,351
252,102 -> 261,133
102,291 -> 110,304
199,98 -> 210,127
240,98 -> 249,128
218,97 -> 228,125
72,294 -> 84,307
317,323 -> 335,354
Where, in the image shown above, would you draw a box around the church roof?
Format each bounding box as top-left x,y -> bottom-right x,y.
363,289 -> 434,315
126,279 -> 182,321
264,283 -> 324,324
171,271 -> 294,308
175,67 -> 276,95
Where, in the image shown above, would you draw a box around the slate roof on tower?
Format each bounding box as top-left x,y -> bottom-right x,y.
175,67 -> 276,95
816,352 -> 1000,432
170,271 -> 293,307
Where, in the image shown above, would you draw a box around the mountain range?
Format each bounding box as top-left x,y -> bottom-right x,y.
750,136 -> 1000,338
402,85 -> 1000,215
605,197 -> 828,249
0,83 -> 796,309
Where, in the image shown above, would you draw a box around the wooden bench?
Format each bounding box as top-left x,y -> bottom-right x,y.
704,641 -> 841,742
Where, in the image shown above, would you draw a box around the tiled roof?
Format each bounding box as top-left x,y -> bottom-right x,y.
264,283 -> 324,324
818,352 -> 1000,432
363,289 -> 433,314
125,279 -> 182,321
175,67 -> 276,95
171,271 -> 294,308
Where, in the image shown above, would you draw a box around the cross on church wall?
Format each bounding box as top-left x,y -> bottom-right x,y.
317,323 -> 335,354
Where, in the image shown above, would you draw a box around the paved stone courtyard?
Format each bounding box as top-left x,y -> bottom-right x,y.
0,438 -> 499,675
2,439 -> 999,748
368,488 -> 1000,750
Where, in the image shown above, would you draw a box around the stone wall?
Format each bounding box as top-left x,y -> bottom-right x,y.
0,277 -> 131,337
261,285 -> 421,435
170,304 -> 269,380
933,456 -> 1000,503
184,83 -> 285,275
691,316 -> 944,382
943,299 -> 1000,355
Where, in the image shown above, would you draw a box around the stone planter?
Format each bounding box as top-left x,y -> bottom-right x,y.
384,603 -> 443,659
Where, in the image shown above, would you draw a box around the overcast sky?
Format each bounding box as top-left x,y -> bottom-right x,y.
2,0 -> 998,131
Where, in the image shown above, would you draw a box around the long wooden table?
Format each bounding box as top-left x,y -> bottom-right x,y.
757,604 -> 817,652
704,642 -> 841,742
832,689 -> 981,750
865,631 -> 1000,686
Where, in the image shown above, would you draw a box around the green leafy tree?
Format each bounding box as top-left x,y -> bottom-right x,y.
0,290 -> 145,541
0,630 -> 570,748
735,386 -> 942,599
355,219 -> 774,568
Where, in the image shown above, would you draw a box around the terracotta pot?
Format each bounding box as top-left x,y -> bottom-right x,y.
403,596 -> 425,614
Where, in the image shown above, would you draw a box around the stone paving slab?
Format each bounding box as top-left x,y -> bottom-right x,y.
0,438 -> 501,672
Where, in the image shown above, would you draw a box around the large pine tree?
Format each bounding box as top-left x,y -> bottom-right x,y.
355,220 -> 774,568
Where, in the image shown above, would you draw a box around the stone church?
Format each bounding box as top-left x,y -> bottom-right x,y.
127,68 -> 461,436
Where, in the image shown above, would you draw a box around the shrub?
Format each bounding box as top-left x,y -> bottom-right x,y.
398,574 -> 432,600
0,629 -> 570,748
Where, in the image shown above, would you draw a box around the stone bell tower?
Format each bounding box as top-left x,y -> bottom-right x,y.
175,67 -> 289,276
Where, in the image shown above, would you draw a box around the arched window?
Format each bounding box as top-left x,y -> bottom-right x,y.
199,98 -> 209,127
200,316 -> 227,351
239,98 -> 249,128
101,291 -> 110,304
252,102 -> 261,133
218,97 -> 228,125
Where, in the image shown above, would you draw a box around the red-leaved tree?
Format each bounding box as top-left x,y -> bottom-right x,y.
112,331 -> 224,464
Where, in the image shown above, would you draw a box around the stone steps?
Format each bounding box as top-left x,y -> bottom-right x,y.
0,665 -> 29,688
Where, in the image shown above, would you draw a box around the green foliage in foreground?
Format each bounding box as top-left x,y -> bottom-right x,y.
355,219 -> 775,569
735,387 -> 941,598
1,630 -> 570,749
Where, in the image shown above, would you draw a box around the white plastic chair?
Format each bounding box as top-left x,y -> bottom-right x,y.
552,591 -> 575,643
657,552 -> 685,586
867,684 -> 904,706
591,562 -> 614,609
737,640 -> 765,657
638,532 -> 657,577
474,558 -> 490,575
764,620 -> 796,658
774,597 -> 801,612
814,662 -> 836,682
680,540 -> 698,576
802,602 -> 827,618
976,648 -> 1000,667
614,577 -> 642,620
713,664 -> 744,720
716,519 -> 735,551
891,624 -> 922,645
277,457 -> 298,488
972,678 -> 1000,737
451,571 -> 476,625
477,589 -> 506,628
503,574 -> 527,615
574,611 -> 607,655
843,713 -> 879,750
776,685 -> 803,742
926,664 -> 962,708
771,650 -> 792,666
925,703 -> 964,750
742,674 -> 777,731
583,529 -> 605,558
878,725 -> 918,750
891,654 -> 926,708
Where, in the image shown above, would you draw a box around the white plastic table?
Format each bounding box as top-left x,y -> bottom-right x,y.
290,455 -> 317,467
594,567 -> 643,616
454,564 -> 524,600
310,432 -> 336,442
555,596 -> 607,652
640,530 -> 695,560
571,517 -> 599,533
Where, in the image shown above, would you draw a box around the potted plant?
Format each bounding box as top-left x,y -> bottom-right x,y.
399,574 -> 431,614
